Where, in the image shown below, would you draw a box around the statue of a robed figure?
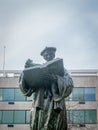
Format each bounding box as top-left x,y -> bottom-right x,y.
19,47 -> 74,130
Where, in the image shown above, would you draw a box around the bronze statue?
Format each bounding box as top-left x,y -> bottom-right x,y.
19,47 -> 74,130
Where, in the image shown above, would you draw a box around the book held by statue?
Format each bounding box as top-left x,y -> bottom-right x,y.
23,58 -> 64,87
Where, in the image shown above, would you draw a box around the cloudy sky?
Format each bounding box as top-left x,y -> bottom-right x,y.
0,0 -> 98,70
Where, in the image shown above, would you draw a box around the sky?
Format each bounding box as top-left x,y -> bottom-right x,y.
0,0 -> 98,70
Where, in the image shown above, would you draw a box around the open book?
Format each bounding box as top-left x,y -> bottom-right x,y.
23,58 -> 64,88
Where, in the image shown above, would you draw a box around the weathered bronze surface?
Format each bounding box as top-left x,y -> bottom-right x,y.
19,47 -> 74,130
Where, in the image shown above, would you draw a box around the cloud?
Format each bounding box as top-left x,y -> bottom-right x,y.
0,0 -> 98,70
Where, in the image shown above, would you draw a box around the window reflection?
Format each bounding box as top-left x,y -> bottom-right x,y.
15,89 -> 26,101
14,111 -> 25,124
3,89 -> 14,101
2,111 -> 13,124
0,110 -> 28,124
68,87 -> 96,101
67,110 -> 97,124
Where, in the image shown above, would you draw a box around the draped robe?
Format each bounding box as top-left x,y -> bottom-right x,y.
19,68 -> 74,130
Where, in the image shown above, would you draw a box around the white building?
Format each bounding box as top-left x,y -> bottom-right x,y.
0,70 -> 98,130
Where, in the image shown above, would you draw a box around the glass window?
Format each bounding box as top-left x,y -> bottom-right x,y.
72,88 -> 84,101
14,89 -> 26,101
0,111 -> 2,123
67,110 -> 73,123
3,88 -> 14,101
26,110 -> 30,124
14,111 -> 25,124
74,110 -> 84,124
67,110 -> 97,124
85,110 -> 97,123
0,110 -> 31,124
68,87 -> 96,101
69,110 -> 84,124
2,111 -> 13,124
85,88 -> 96,101
0,89 -> 2,101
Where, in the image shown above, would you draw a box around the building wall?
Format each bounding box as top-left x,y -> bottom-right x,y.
66,70 -> 98,130
0,70 -> 98,130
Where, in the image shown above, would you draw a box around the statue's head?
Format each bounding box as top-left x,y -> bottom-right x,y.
40,47 -> 56,61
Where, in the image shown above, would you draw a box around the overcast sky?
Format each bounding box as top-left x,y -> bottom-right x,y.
0,0 -> 98,70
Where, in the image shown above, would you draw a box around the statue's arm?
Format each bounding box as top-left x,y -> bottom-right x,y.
51,69 -> 74,101
19,73 -> 34,97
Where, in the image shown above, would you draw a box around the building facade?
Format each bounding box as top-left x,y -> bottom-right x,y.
0,70 -> 98,130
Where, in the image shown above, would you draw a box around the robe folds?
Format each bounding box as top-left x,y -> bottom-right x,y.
19,69 -> 74,130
